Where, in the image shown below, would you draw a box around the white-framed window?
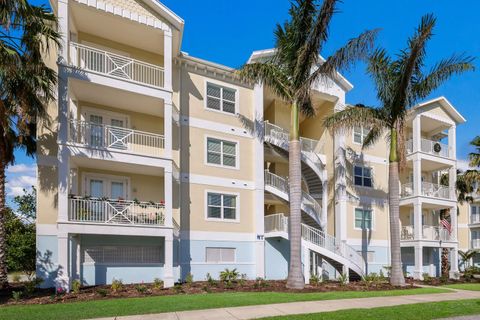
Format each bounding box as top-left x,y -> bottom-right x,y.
354,165 -> 372,187
355,208 -> 373,230
206,82 -> 237,114
353,126 -> 370,144
205,247 -> 236,263
356,250 -> 375,263
206,137 -> 238,168
83,173 -> 129,199
206,192 -> 238,221
471,205 -> 480,223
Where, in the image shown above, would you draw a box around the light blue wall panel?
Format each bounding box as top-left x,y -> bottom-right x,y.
265,238 -> 289,280
36,235 -> 58,288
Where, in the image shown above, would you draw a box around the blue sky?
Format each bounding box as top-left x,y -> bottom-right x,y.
8,0 -> 479,200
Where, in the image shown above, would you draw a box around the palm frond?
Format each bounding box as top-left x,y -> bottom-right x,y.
362,125 -> 384,149
323,104 -> 389,133
237,62 -> 293,102
413,53 -> 475,101
367,48 -> 393,106
469,136 -> 480,167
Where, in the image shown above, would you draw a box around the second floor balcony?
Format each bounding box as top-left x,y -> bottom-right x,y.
401,225 -> 454,242
68,119 -> 165,157
401,182 -> 451,200
70,42 -> 165,89
68,196 -> 165,227
407,138 -> 451,158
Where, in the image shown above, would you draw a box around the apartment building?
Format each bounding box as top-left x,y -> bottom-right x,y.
37,0 -> 467,289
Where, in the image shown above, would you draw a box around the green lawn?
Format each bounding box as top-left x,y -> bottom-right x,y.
261,299 -> 480,320
0,287 -> 450,320
442,283 -> 480,291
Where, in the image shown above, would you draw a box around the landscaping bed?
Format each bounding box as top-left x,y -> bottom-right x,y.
1,278 -> 422,306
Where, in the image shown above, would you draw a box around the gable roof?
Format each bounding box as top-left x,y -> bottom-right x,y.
413,96 -> 466,124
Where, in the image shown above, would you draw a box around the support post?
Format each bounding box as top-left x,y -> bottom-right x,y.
413,202 -> 422,240
163,29 -> 173,91
164,100 -> 173,158
57,146 -> 70,222
413,245 -> 423,280
450,247 -> 460,279
163,234 -> 174,287
412,115 -> 421,153
56,233 -> 70,291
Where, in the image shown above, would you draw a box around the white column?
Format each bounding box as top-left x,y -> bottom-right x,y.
303,246 -> 310,284
342,264 -> 350,284
164,100 -> 173,158
413,202 -> 422,240
413,245 -> 423,280
321,178 -> 328,229
413,157 -> 422,197
450,246 -> 459,279
448,125 -> 456,159
163,29 -> 173,91
57,146 -> 70,222
253,83 -> 265,279
164,164 -> 173,228
163,234 -> 174,288
412,115 -> 421,152
57,0 -> 69,62
56,233 -> 70,291
334,100 -> 347,241
450,206 -> 458,242
57,69 -> 69,144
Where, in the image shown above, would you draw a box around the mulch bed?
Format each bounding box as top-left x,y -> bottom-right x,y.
1,279 -> 421,306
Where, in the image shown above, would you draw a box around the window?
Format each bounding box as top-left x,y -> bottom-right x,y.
355,208 -> 373,229
472,205 -> 480,223
82,246 -> 163,264
356,250 -> 375,263
206,137 -> 237,168
353,126 -> 370,144
205,247 -> 235,263
85,174 -> 128,199
206,82 -> 236,114
207,192 -> 237,220
354,165 -> 372,187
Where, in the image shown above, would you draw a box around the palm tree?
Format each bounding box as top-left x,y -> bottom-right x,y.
238,0 -> 378,289
0,0 -> 60,288
459,249 -> 478,271
324,14 -> 474,286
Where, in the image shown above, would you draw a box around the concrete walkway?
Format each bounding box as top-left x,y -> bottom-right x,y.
94,289 -> 480,320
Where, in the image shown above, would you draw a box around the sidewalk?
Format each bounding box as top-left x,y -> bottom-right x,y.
94,289 -> 480,320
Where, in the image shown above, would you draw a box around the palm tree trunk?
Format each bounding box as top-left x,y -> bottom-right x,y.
286,102 -> 305,289
389,128 -> 405,286
0,152 -> 8,289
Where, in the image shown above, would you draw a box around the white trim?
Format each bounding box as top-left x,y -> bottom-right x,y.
203,79 -> 240,116
181,115 -> 252,138
180,231 -> 256,242
421,111 -> 455,126
204,135 -> 240,170
181,173 -> 254,190
204,190 -> 240,223
57,222 -> 173,238
353,207 -> 375,231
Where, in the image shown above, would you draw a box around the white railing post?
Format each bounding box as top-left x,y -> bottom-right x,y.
163,30 -> 173,92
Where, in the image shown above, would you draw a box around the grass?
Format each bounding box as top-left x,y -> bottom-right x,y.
0,287 -> 450,320
442,283 -> 480,291
261,299 -> 480,319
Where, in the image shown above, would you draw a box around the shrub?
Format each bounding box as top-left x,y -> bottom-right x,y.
219,268 -> 239,286
206,273 -> 218,287
135,283 -> 148,294
383,266 -> 392,278
96,288 -> 108,297
202,285 -> 211,293
24,277 -> 43,296
422,273 -> 432,283
111,279 -> 123,293
238,273 -> 247,286
173,283 -> 183,293
12,291 -> 22,302
338,273 -> 349,286
72,279 -> 81,294
254,277 -> 269,289
153,278 -> 163,290
185,273 -> 194,285
309,274 -> 321,286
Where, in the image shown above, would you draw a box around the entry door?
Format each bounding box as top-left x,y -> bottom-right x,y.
89,114 -> 104,147
86,176 -> 127,199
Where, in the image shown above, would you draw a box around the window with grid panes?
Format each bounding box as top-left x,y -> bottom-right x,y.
353,126 -> 370,144
354,165 -> 372,187
355,208 -> 373,229
207,192 -> 237,220
207,137 -> 237,168
206,82 -> 236,114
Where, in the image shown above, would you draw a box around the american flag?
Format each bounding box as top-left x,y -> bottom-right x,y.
440,219 -> 451,234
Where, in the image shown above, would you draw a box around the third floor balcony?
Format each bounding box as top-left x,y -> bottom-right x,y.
401,182 -> 451,200
407,138 -> 451,159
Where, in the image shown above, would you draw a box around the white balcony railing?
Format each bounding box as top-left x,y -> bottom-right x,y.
68,119 -> 165,156
472,239 -> 480,249
70,42 -> 165,88
400,182 -> 450,199
407,138 -> 450,158
401,225 -> 454,241
264,213 -> 288,233
69,196 -> 165,226
471,214 -> 480,224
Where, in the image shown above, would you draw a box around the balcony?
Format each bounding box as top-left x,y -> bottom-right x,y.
68,196 -> 165,226
472,239 -> 480,249
401,225 -> 454,241
401,182 -> 450,199
471,214 -> 480,224
407,138 -> 450,158
68,119 -> 165,157
69,42 -> 165,89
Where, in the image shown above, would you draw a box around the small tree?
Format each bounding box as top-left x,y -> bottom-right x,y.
459,249 -> 478,271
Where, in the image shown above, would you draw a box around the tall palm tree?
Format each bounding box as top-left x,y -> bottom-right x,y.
0,0 -> 60,288
239,0 -> 378,289
324,14 -> 474,286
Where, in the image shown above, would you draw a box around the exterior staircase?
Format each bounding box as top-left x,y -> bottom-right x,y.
265,214 -> 365,281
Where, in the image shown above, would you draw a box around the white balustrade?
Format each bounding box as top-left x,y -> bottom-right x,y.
69,197 -> 165,226
70,42 -> 165,88
401,225 -> 454,241
400,182 -> 450,199
68,119 -> 165,156
406,138 -> 450,158
264,213 -> 288,233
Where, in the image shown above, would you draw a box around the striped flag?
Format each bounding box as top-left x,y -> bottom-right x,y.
440,219 -> 451,234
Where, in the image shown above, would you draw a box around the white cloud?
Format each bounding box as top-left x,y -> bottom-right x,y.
6,163 -> 36,174
458,159 -> 475,172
